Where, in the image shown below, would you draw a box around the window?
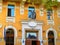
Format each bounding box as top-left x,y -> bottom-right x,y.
8,5 -> 14,17
26,32 -> 37,39
47,9 -> 53,20
28,7 -> 36,19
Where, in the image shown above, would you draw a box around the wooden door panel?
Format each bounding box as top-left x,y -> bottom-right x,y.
6,29 -> 14,45
36,40 -> 40,45
25,39 -> 31,45
25,40 -> 40,45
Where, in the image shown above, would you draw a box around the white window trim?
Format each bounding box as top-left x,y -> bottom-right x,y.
40,7 -> 44,16
20,4 -> 24,15
6,16 -> 15,22
47,19 -> 54,25
6,2 -> 16,23
47,10 -> 54,25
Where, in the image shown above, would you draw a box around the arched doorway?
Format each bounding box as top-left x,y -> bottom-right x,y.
48,31 -> 55,45
25,30 -> 40,45
6,28 -> 14,45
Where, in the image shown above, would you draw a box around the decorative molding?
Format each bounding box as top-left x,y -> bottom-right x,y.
40,7 -> 44,16
47,20 -> 54,25
20,4 -> 24,15
6,17 -> 15,23
28,21 -> 37,27
4,25 -> 17,37
21,20 -> 43,45
46,27 -> 57,45
46,27 -> 57,38
7,2 -> 15,5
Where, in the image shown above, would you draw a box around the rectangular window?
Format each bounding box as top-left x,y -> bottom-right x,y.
28,7 -> 36,19
8,5 -> 14,17
26,32 -> 37,39
47,9 -> 52,20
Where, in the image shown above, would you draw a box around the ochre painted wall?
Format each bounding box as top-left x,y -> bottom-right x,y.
0,1 -> 60,45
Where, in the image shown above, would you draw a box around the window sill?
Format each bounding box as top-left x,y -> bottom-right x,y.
28,18 -> 36,21
6,16 -> 15,22
47,20 -> 54,25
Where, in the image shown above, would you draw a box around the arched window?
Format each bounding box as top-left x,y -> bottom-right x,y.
48,31 -> 55,45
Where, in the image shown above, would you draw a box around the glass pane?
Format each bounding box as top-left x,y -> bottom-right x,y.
28,7 -> 35,19
8,5 -> 14,17
8,8 -> 11,16
11,9 -> 14,16
48,15 -> 50,20
28,8 -> 35,11
28,10 -> 32,18
26,32 -> 37,39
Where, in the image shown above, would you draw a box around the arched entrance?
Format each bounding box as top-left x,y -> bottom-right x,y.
6,28 -> 14,45
48,31 -> 55,45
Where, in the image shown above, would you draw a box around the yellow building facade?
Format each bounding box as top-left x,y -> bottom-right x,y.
0,0 -> 60,45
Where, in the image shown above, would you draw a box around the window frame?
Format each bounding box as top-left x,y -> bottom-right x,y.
25,30 -> 38,40
7,5 -> 15,17
28,7 -> 36,19
47,9 -> 53,20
